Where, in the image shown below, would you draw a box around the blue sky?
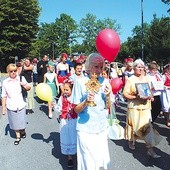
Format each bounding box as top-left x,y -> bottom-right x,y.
38,0 -> 169,43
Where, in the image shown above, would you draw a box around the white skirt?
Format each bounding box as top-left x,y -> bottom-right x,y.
161,89 -> 170,112
60,118 -> 77,155
77,128 -> 111,170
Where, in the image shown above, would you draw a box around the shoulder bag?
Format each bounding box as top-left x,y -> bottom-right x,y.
108,104 -> 125,140
20,75 -> 28,99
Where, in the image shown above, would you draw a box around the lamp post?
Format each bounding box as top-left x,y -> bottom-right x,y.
141,0 -> 144,61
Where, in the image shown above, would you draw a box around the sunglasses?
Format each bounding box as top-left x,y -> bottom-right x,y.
10,70 -> 17,73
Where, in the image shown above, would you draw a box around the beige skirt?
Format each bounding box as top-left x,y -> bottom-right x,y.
125,108 -> 161,147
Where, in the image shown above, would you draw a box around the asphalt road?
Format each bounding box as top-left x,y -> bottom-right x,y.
0,94 -> 170,170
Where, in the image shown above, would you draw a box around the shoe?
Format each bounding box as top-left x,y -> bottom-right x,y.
21,133 -> 26,139
26,109 -> 31,115
67,159 -> 74,168
147,149 -> 161,158
14,138 -> 21,145
30,109 -> 34,114
128,141 -> 135,150
48,114 -> 52,119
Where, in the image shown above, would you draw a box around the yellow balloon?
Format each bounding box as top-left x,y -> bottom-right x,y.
36,83 -> 52,102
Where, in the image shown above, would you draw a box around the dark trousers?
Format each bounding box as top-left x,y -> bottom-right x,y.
151,95 -> 162,122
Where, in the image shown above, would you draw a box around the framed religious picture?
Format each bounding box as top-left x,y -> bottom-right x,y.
135,83 -> 152,98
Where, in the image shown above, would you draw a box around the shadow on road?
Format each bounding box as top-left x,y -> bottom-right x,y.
111,138 -> 170,169
31,132 -> 77,170
39,104 -> 48,117
153,117 -> 170,140
5,124 -> 16,138
111,113 -> 170,170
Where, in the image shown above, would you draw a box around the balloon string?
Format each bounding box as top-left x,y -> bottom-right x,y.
108,65 -> 111,79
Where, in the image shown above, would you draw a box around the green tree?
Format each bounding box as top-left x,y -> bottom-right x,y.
55,13 -> 78,55
123,15 -> 170,65
148,15 -> 170,64
162,0 -> 170,3
32,23 -> 55,58
117,42 -> 131,62
79,13 -> 121,55
0,0 -> 40,60
33,13 -> 120,58
123,23 -> 150,61
79,14 -> 98,54
33,13 -> 78,58
162,0 -> 170,13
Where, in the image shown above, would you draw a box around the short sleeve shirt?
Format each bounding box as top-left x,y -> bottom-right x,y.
71,75 -> 109,134
1,76 -> 27,110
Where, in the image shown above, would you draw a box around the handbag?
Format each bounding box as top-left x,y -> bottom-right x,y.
144,121 -> 162,147
20,75 -> 28,99
108,104 -> 124,140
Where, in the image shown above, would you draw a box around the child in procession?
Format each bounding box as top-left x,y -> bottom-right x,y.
55,79 -> 77,168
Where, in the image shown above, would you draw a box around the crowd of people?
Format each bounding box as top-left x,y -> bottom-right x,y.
1,52 -> 170,169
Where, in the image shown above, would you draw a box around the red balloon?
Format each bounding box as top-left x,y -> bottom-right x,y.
96,28 -> 121,62
110,78 -> 123,94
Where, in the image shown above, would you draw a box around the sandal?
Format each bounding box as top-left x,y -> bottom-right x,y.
67,159 -> 74,168
14,138 -> 21,145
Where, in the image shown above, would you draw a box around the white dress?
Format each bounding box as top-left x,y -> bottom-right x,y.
71,75 -> 111,170
161,74 -> 170,113
57,96 -> 77,155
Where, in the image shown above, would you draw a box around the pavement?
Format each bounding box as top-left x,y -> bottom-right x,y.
0,90 -> 170,170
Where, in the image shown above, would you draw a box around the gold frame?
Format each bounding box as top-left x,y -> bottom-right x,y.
85,73 -> 101,107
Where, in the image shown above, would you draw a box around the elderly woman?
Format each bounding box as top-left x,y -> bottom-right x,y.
123,59 -> 161,158
72,53 -> 112,170
1,64 -> 30,145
